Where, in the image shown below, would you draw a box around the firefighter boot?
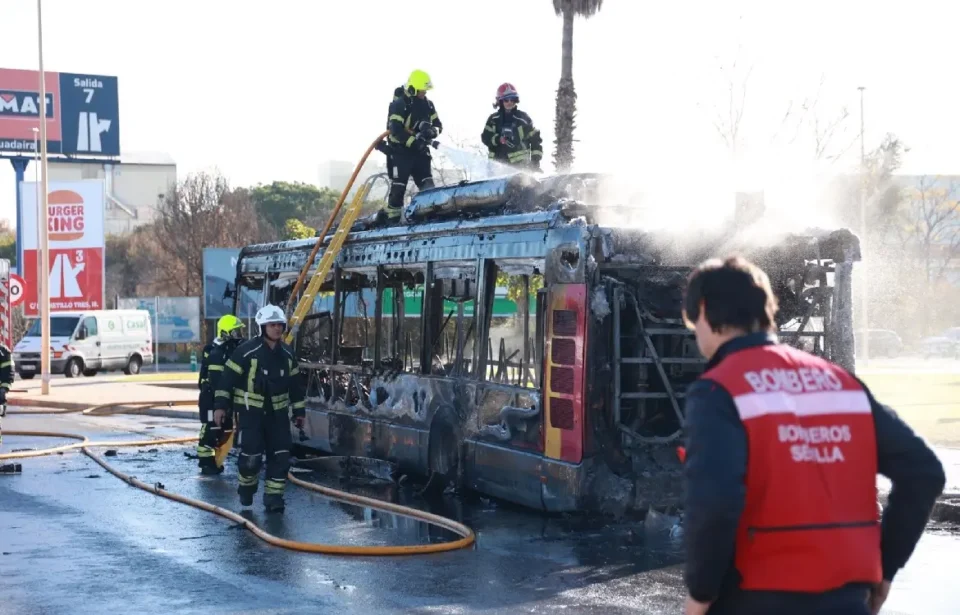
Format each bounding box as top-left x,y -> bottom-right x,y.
263,493 -> 285,513
238,485 -> 255,508
199,455 -> 223,475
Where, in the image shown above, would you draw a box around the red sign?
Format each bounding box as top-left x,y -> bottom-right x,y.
8,273 -> 25,307
22,248 -> 104,317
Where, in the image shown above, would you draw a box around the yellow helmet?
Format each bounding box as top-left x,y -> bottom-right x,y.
405,69 -> 433,95
216,314 -> 245,339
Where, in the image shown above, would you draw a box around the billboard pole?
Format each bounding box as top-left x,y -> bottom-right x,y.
37,0 -> 51,396
154,296 -> 159,372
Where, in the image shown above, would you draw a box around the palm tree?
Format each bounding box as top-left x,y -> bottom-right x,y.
552,0 -> 604,172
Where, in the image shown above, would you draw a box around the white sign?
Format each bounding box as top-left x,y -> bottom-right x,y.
118,296 -> 202,344
20,180 -> 106,250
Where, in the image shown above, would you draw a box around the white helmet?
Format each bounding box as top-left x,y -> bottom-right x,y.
255,304 -> 287,328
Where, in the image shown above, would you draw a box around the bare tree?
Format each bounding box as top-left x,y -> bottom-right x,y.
706,52 -> 753,157
899,176 -> 960,287
152,171 -> 274,296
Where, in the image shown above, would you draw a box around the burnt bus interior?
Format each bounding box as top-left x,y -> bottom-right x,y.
231,172 -> 860,509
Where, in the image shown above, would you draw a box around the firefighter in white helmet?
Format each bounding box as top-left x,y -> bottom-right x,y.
213,304 -> 306,512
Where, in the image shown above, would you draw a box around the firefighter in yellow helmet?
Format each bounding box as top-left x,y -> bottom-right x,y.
196,314 -> 246,474
380,69 -> 443,221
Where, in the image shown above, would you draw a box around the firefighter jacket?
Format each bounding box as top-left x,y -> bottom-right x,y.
387,87 -> 442,154
199,338 -> 242,420
682,332 -> 945,612
214,337 -> 306,419
0,345 -> 12,393
481,108 -> 543,165
198,342 -> 216,411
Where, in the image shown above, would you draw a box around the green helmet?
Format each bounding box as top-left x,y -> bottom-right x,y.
405,69 -> 433,95
216,314 -> 245,339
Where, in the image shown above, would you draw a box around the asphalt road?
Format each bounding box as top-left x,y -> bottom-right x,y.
0,412 -> 957,615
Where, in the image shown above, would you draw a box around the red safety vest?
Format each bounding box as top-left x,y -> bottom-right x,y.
701,343 -> 882,592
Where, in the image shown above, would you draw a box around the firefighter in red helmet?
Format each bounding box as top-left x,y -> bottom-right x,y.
481,83 -> 543,172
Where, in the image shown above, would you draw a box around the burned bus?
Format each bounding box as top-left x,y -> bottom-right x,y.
231,173 -> 861,514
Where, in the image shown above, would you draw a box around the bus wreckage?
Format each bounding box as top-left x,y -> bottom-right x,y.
231,172 -> 861,516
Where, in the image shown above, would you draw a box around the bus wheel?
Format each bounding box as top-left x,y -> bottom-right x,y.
424,416 -> 458,496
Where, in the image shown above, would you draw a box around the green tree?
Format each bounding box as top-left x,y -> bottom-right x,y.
251,181 -> 340,231
551,0 -> 604,172
0,219 -> 16,267
284,218 -> 316,240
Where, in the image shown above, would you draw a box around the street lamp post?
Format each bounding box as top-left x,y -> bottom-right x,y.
858,86 -> 869,367
36,0 -> 51,395
32,128 -> 41,325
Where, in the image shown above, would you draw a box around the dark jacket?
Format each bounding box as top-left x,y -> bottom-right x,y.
214,337 -> 306,418
0,345 -> 12,391
387,87 -> 442,154
198,342 -> 216,411
682,332 -> 945,613
199,338 -> 242,418
481,108 -> 543,165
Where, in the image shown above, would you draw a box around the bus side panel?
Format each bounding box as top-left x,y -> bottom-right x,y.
543,284 -> 587,464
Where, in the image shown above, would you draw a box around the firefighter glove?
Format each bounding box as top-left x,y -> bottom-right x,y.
293,415 -> 305,429
413,136 -> 429,153
531,158 -> 542,172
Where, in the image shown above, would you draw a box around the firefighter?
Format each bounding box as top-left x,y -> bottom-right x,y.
196,314 -> 246,475
680,255 -> 945,615
481,83 -> 543,172
214,304 -> 305,512
382,69 -> 443,221
0,343 -> 13,450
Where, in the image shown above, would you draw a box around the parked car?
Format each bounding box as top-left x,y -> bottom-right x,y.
918,327 -> 960,359
855,329 -> 904,358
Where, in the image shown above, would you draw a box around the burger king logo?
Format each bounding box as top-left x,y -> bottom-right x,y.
47,189 -> 86,241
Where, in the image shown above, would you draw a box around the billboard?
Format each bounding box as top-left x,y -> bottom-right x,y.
0,68 -> 120,156
19,180 -> 105,317
202,248 -> 259,319
118,297 -> 202,343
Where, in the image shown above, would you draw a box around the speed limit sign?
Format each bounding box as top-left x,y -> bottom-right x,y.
9,274 -> 25,307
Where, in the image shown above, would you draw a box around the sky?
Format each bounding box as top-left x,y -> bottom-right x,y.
2,0 -> 960,229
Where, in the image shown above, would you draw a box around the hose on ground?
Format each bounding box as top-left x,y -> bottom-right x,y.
1,400 -> 476,555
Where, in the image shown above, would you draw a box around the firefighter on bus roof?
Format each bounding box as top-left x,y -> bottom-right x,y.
481,83 -> 543,172
381,69 -> 443,221
679,255 -> 944,615
196,314 -> 245,475
214,305 -> 305,512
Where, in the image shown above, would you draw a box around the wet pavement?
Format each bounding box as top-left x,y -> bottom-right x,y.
0,412 -> 957,614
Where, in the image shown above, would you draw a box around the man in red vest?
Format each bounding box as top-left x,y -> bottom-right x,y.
680,255 -> 945,615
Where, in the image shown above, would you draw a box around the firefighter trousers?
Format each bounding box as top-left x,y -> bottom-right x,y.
197,408 -> 233,470
387,152 -> 434,212
236,408 -> 292,498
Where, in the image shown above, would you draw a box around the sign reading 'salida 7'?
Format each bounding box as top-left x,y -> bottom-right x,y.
0,67 -> 120,157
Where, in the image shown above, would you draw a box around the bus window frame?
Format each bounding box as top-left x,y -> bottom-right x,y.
477,258 -> 545,390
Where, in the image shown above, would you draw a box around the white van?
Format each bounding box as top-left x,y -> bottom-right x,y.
13,309 -> 154,379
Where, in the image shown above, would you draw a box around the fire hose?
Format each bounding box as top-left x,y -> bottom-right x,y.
0,401 -> 475,556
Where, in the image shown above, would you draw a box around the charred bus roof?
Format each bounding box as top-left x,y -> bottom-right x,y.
235,172 -> 862,276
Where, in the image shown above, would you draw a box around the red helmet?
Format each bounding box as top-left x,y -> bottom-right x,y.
495,82 -> 519,105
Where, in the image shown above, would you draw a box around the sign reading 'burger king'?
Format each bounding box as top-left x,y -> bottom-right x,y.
47,189 -> 86,241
